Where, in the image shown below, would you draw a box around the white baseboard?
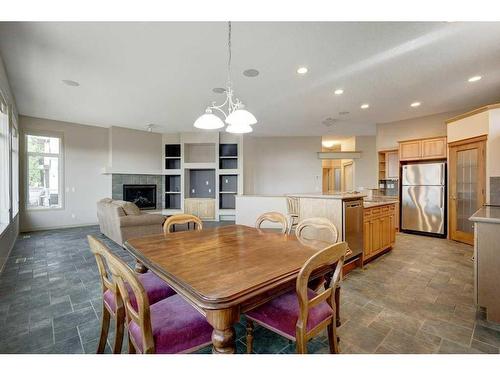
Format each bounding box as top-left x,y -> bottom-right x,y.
20,222 -> 99,233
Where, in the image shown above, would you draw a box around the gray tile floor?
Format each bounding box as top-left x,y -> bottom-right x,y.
1,224 -> 499,354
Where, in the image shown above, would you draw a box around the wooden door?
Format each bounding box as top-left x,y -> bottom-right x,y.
389,214 -> 396,244
399,140 -> 421,161
380,216 -> 390,249
363,221 -> 371,257
343,162 -> 353,191
386,151 -> 399,179
370,219 -> 381,254
422,137 -> 447,159
449,137 -> 486,245
184,199 -> 199,217
198,199 -> 215,220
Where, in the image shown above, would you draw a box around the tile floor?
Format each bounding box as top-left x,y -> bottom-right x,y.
1,224 -> 499,354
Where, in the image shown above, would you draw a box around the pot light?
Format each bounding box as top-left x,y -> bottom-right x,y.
468,75 -> 482,82
410,102 -> 421,108
297,67 -> 308,75
361,104 -> 370,109
334,89 -> 344,95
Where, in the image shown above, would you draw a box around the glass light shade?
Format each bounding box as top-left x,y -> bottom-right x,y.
226,123 -> 253,134
225,109 -> 257,126
194,112 -> 225,129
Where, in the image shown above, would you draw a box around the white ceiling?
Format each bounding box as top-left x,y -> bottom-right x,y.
1,22 -> 500,136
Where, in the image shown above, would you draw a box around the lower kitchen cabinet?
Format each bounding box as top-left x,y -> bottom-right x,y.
363,203 -> 396,264
184,198 -> 215,220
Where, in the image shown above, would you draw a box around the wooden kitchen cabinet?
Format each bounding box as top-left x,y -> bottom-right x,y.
184,198 -> 215,220
399,136 -> 447,161
363,203 -> 396,265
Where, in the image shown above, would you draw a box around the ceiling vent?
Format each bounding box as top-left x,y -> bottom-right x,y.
322,117 -> 337,127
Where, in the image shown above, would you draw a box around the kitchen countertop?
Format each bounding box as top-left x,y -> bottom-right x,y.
287,192 -> 367,200
470,206 -> 500,224
363,199 -> 399,208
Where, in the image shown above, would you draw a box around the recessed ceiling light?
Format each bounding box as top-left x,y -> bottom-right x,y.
334,89 -> 344,95
468,75 -> 482,82
297,67 -> 308,75
243,69 -> 259,77
361,104 -> 370,109
212,87 -> 226,94
62,79 -> 80,87
410,102 -> 421,107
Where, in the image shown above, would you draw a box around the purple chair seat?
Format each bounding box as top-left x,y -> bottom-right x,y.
129,294 -> 213,354
103,271 -> 176,312
246,288 -> 333,340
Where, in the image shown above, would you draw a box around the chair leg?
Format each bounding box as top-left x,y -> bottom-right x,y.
246,320 -> 254,354
296,334 -> 307,354
113,307 -> 125,354
128,336 -> 136,354
327,321 -> 340,354
97,304 -> 111,354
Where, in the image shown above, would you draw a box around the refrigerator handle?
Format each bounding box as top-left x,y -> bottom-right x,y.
440,163 -> 445,186
440,187 -> 444,208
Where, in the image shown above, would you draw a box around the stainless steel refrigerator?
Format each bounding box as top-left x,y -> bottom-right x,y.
401,162 -> 446,236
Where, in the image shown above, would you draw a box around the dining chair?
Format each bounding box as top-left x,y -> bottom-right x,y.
255,211 -> 289,234
295,217 -> 339,250
286,196 -> 300,234
87,235 -> 176,353
106,247 -> 213,354
163,213 -> 203,234
245,241 -> 348,354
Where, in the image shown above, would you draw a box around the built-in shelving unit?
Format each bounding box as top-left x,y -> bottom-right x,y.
165,144 -> 181,170
160,133 -> 243,221
165,175 -> 181,209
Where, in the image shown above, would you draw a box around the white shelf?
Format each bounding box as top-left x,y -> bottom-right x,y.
163,169 -> 182,175
218,169 -> 239,175
165,191 -> 181,194
219,156 -> 238,159
165,156 -> 181,159
219,191 -> 237,194
184,162 -> 217,169
101,167 -> 163,175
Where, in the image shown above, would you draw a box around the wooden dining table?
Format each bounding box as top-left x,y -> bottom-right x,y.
124,224 -> 336,354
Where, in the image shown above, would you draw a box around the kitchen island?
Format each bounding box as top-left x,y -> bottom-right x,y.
470,206 -> 500,323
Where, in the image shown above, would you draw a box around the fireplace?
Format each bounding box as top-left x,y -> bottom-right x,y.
123,184 -> 157,210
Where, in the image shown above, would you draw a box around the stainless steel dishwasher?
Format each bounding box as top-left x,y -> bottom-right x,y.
343,199 -> 364,260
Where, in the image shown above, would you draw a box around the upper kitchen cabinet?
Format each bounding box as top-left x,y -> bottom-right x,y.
378,150 -> 399,179
399,136 -> 447,161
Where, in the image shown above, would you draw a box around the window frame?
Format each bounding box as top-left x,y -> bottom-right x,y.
0,97 -> 10,227
24,129 -> 65,211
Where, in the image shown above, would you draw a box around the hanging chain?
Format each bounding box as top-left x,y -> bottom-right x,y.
227,21 -> 232,89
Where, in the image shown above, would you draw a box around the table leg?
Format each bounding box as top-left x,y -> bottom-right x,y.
206,307 -> 239,354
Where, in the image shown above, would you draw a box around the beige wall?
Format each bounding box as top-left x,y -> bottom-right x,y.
376,110 -> 462,151
447,111 -> 489,143
109,126 -> 162,174
19,116 -> 111,231
354,136 -> 378,190
243,136 -> 322,195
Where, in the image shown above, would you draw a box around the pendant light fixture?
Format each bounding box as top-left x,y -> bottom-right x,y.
193,22 -> 257,133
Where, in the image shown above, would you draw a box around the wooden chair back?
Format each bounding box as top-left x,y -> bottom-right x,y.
286,196 -> 300,216
87,235 -> 119,303
104,243 -> 155,354
295,217 -> 338,250
255,212 -> 289,234
163,214 -> 203,235
295,241 -> 348,339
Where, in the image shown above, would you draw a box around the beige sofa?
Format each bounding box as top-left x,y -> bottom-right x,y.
96,198 -> 165,245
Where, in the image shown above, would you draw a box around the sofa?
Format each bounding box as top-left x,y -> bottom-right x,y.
96,198 -> 165,245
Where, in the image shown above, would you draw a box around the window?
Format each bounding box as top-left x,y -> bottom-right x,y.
11,114 -> 19,217
0,99 -> 9,224
26,132 -> 63,209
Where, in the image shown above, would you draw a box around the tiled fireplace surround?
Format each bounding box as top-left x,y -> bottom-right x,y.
111,174 -> 164,210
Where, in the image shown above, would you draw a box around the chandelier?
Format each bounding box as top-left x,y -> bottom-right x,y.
194,22 -> 257,133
